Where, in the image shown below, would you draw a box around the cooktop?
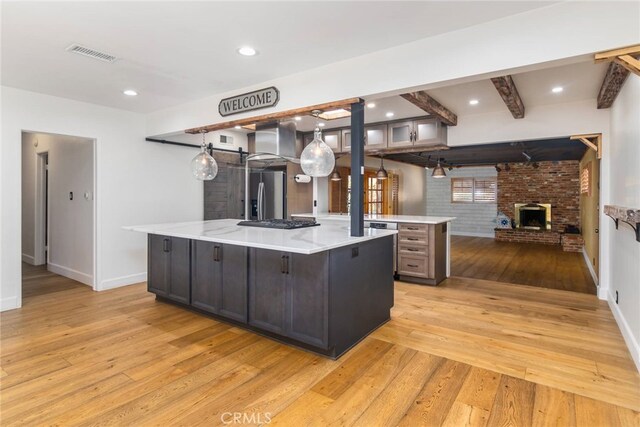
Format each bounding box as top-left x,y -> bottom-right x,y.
237,219 -> 320,230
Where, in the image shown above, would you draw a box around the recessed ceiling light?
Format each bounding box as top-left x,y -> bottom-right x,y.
318,122 -> 325,127
367,102 -> 376,108
234,125 -> 242,130
123,89 -> 138,96
294,116 -> 302,121
237,46 -> 257,56
552,86 -> 563,93
385,112 -> 394,118
469,99 -> 479,105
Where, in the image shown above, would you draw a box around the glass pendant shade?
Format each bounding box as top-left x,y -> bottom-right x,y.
431,162 -> 446,178
300,128 -> 335,177
191,145 -> 218,181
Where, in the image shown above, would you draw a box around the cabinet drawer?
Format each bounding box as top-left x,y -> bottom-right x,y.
399,223 -> 428,233
398,255 -> 428,278
398,245 -> 427,256
398,234 -> 429,246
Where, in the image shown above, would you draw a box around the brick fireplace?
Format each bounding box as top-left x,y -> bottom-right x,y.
495,161 -> 580,245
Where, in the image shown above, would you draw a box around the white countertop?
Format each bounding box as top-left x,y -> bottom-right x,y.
124,219 -> 396,255
291,213 -> 456,225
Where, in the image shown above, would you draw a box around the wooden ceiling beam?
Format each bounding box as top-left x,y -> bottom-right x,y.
614,54 -> 640,76
594,44 -> 640,79
594,45 -> 640,63
570,133 -> 602,159
490,75 -> 525,119
185,97 -> 361,134
597,62 -> 630,109
400,91 -> 457,126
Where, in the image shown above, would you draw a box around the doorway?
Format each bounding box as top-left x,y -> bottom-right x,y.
21,131 -> 96,294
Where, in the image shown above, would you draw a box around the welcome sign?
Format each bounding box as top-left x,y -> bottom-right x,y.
218,87 -> 280,117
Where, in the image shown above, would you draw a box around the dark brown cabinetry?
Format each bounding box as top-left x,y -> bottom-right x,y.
249,249 -> 329,348
148,234 -> 191,304
191,241 -> 247,322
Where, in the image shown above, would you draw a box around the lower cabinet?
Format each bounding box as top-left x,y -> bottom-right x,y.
248,248 -> 329,349
191,241 -> 247,322
396,222 -> 447,285
148,234 -> 191,304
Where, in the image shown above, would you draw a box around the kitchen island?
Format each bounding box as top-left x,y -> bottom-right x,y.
292,214 -> 455,285
125,219 -> 396,358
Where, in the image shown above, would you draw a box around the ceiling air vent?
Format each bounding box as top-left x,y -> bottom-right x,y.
66,44 -> 117,63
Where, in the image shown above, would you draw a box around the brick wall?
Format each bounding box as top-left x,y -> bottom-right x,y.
495,229 -> 561,245
497,161 -> 580,233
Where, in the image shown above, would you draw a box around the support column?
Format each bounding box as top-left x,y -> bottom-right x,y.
350,100 -> 365,237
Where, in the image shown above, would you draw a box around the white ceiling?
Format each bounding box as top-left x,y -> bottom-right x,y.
2,1 -> 556,113
291,61 -> 609,132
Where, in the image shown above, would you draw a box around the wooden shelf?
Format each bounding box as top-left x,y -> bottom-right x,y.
604,205 -> 640,242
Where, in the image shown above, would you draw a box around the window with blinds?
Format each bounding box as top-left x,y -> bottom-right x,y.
451,177 -> 496,203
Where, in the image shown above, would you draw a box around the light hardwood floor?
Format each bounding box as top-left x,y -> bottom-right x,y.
0,265 -> 637,426
451,236 -> 597,294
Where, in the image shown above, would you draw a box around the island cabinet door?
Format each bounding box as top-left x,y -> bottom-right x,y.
286,252 -> 329,349
192,242 -> 248,322
148,234 -> 190,304
248,248 -> 287,334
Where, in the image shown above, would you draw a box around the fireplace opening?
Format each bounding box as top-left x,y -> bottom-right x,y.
515,203 -> 551,230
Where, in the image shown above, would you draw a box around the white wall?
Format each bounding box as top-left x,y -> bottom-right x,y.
22,132 -> 95,285
1,87 -> 203,311
336,155 -> 427,215
427,167 -> 497,237
161,130 -> 249,153
607,76 -> 640,371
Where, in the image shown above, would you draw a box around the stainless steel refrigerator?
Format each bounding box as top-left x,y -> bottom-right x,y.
249,170 -> 286,220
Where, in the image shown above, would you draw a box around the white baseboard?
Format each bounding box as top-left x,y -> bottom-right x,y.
451,231 -> 495,238
608,291 -> 640,373
99,272 -> 147,291
0,296 -> 20,312
47,263 -> 93,287
582,247 -> 599,287
21,253 -> 36,265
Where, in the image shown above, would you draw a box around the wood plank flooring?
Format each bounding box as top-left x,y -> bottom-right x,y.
451,236 -> 597,294
1,265 -> 637,426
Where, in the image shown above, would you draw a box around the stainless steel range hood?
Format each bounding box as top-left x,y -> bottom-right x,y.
253,121 -> 298,161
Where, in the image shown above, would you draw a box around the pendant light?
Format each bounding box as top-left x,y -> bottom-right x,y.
191,131 -> 218,180
376,155 -> 388,180
431,159 -> 446,178
330,170 -> 342,181
300,111 -> 335,177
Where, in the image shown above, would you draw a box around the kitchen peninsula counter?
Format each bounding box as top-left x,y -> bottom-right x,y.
292,213 -> 455,285
125,219 -> 395,358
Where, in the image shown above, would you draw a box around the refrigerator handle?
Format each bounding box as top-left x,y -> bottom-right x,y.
258,182 -> 265,221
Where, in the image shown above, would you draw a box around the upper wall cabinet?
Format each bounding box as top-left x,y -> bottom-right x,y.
305,130 -> 341,153
304,116 -> 447,155
388,118 -> 446,148
414,118 -> 446,146
388,121 -> 414,148
323,130 -> 342,153
342,124 -> 388,153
